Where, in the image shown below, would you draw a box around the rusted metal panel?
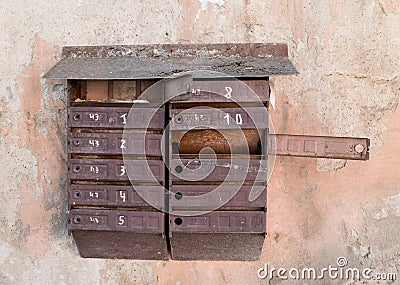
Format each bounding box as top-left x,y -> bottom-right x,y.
170,107 -> 268,130
170,158 -> 268,182
69,209 -> 164,232
69,209 -> 167,260
68,159 -> 164,182
68,106 -> 164,129
181,80 -> 269,103
170,211 -> 266,233
170,233 -> 265,261
169,185 -> 266,210
69,184 -> 164,209
68,133 -> 162,156
43,57 -> 297,80
72,230 -> 168,260
173,129 -> 263,155
43,43 -> 297,80
269,134 -> 370,160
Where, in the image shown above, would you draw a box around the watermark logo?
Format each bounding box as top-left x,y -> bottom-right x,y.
257,257 -> 397,282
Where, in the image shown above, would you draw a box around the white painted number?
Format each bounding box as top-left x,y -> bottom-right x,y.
89,191 -> 99,199
194,113 -> 204,121
119,190 -> 127,202
90,166 -> 99,174
192,88 -> 201,95
120,139 -> 127,149
89,113 -> 99,121
90,217 -> 99,224
224,113 -> 243,125
120,113 -> 127,125
89,139 -> 100,147
224,113 -> 230,125
120,165 -> 126,176
118,215 -> 125,226
224,86 -> 233,99
236,113 -> 243,125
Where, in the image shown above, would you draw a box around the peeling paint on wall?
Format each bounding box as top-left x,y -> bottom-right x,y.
194,0 -> 227,26
373,192 -> 400,220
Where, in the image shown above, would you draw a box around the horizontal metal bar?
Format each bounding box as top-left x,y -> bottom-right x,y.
68,158 -> 164,182
169,158 -> 268,182
268,134 -> 370,160
179,80 -> 269,103
43,44 -> 297,79
68,132 -> 162,156
69,184 -> 164,209
170,107 -> 268,130
69,209 -> 164,233
169,185 -> 266,210
61,43 -> 289,58
170,211 -> 266,233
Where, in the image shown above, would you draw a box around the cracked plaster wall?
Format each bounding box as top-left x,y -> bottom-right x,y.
0,0 -> 399,284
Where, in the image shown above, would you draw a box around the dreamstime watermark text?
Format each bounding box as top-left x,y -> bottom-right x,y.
257,257 -> 397,282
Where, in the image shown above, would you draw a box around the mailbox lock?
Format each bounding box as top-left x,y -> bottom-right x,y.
73,216 -> 81,224
175,192 -> 183,200
175,115 -> 183,124
73,165 -> 81,173
174,217 -> 183,225
73,191 -> 81,199
175,165 -> 183,173
73,140 -> 80,146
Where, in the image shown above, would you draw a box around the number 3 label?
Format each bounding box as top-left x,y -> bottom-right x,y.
120,165 -> 126,176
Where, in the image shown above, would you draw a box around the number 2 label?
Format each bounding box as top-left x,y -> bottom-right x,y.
120,139 -> 127,149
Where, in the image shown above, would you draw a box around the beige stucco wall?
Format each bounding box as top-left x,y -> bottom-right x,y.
0,0 -> 399,284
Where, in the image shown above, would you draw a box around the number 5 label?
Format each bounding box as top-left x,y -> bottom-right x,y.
118,215 -> 126,226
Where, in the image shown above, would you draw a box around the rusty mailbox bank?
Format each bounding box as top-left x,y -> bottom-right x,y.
44,44 -> 369,261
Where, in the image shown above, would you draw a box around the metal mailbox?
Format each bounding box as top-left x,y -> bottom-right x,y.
68,158 -> 165,182
44,43 -> 369,261
69,209 -> 167,259
169,185 -> 266,211
169,158 -> 268,182
69,105 -> 165,130
69,184 -> 164,209
169,211 -> 266,260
